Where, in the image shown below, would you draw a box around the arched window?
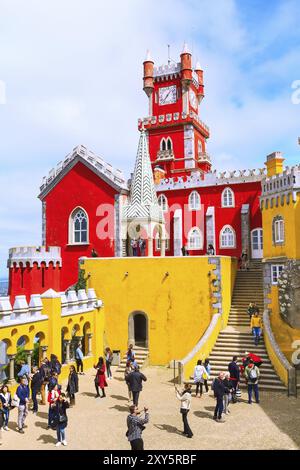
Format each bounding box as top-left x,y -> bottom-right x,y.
160,138 -> 166,151
188,191 -> 201,210
272,216 -> 284,244
198,140 -> 203,156
166,137 -> 172,151
188,227 -> 203,250
222,187 -> 235,208
69,208 -> 89,244
158,194 -> 168,212
220,225 -> 236,248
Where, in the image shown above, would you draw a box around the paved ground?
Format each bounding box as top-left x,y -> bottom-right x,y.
1,366 -> 300,450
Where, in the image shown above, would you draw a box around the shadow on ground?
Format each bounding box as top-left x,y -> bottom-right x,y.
154,424 -> 182,435
37,434 -> 57,444
110,395 -> 128,401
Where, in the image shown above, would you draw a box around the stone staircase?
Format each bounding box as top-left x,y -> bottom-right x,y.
115,346 -> 149,374
187,260 -> 286,392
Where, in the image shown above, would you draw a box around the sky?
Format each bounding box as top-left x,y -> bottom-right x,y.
0,0 -> 299,278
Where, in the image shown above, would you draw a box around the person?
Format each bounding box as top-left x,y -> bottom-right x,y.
66,365 -> 79,406
16,376 -> 30,433
126,405 -> 149,450
54,393 -> 70,447
47,383 -> 61,430
91,248 -> 98,257
244,360 -> 260,404
240,249 -> 249,270
228,356 -> 240,403
126,344 -> 135,364
131,239 -> 138,257
125,365 -> 147,407
40,357 -> 51,405
193,360 -> 206,397
30,366 -> 43,414
0,385 -> 11,430
223,372 -> 233,415
181,245 -> 186,256
94,357 -> 108,398
251,312 -> 263,346
17,360 -> 30,385
207,244 -> 215,255
75,343 -> 84,375
175,384 -> 193,438
247,302 -> 257,319
105,347 -> 113,380
212,372 -> 228,422
50,354 -> 62,376
139,238 -> 146,257
203,359 -> 211,393
0,401 -> 5,445
48,372 -> 59,392
125,361 -> 133,402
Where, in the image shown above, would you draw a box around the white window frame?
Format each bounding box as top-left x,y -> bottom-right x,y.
221,187 -> 235,208
274,218 -> 284,244
155,234 -> 170,251
160,138 -> 167,151
198,140 -> 203,156
271,264 -> 284,285
220,225 -> 236,249
69,207 -> 89,245
188,227 -> 203,250
158,194 -> 168,212
188,191 -> 201,211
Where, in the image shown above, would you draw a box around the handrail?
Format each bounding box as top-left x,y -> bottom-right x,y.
263,309 -> 295,395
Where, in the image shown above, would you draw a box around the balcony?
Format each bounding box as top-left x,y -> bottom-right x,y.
138,111 -> 210,138
156,149 -> 175,161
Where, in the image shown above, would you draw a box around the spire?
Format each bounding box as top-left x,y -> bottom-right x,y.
144,49 -> 153,62
195,61 -> 202,70
123,129 -> 163,221
182,42 -> 190,54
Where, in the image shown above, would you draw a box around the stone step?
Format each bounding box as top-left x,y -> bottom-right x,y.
208,363 -> 275,372
185,380 -> 286,392
214,342 -> 266,349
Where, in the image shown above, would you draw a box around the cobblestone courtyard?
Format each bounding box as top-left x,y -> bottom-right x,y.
1,366 -> 300,450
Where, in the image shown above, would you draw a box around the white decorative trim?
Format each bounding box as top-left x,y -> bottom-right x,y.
8,246 -> 61,268
219,225 -> 236,249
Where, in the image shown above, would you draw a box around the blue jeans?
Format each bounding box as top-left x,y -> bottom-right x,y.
214,396 -> 224,419
32,389 -> 38,412
248,383 -> 259,403
3,408 -> 9,426
252,327 -> 261,345
48,406 -> 55,426
57,425 -> 66,442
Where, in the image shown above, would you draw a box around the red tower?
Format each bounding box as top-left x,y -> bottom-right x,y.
140,44 -> 211,181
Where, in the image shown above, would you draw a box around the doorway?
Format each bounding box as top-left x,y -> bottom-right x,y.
251,228 -> 263,259
128,311 -> 148,348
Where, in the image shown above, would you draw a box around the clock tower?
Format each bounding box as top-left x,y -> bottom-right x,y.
139,44 -> 211,181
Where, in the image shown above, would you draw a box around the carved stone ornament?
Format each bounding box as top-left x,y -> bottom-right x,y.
278,260 -> 300,328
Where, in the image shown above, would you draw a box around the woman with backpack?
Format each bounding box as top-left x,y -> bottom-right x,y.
203,359 -> 211,393
126,344 -> 135,364
50,354 -> 62,376
66,365 -> 79,406
124,361 -> 133,402
0,384 -> 11,431
193,360 -> 206,397
244,360 -> 260,404
105,347 -> 113,380
54,393 -> 70,447
47,383 -> 60,430
223,372 -> 233,415
94,357 -> 108,398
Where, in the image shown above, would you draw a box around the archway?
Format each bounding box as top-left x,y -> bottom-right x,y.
128,311 -> 148,348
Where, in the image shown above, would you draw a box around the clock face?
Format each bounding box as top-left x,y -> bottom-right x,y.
159,85 -> 177,105
189,89 -> 198,110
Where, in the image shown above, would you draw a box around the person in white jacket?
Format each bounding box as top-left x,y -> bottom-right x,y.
193,360 -> 207,398
175,384 -> 193,438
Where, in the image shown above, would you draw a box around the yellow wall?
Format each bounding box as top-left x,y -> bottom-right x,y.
82,256 -> 237,369
262,193 -> 300,259
0,293 -> 104,392
262,192 -> 300,363
181,257 -> 237,381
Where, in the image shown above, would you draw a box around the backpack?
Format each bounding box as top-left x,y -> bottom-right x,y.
248,367 -> 258,382
211,378 -> 217,391
54,361 -> 62,375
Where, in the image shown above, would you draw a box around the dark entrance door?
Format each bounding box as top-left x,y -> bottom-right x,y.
134,314 -> 147,347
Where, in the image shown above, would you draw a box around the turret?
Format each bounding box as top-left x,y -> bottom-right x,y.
180,43 -> 192,90
143,50 -> 154,98
265,152 -> 285,177
195,61 -> 204,102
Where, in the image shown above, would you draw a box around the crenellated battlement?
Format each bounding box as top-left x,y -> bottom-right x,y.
260,164 -> 300,206
155,167 -> 266,191
39,144 -> 128,196
138,111 -> 210,136
7,246 -> 62,268
0,288 -> 99,327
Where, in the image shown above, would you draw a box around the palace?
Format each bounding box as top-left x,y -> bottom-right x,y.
8,45 -> 263,300
1,44 -> 299,395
